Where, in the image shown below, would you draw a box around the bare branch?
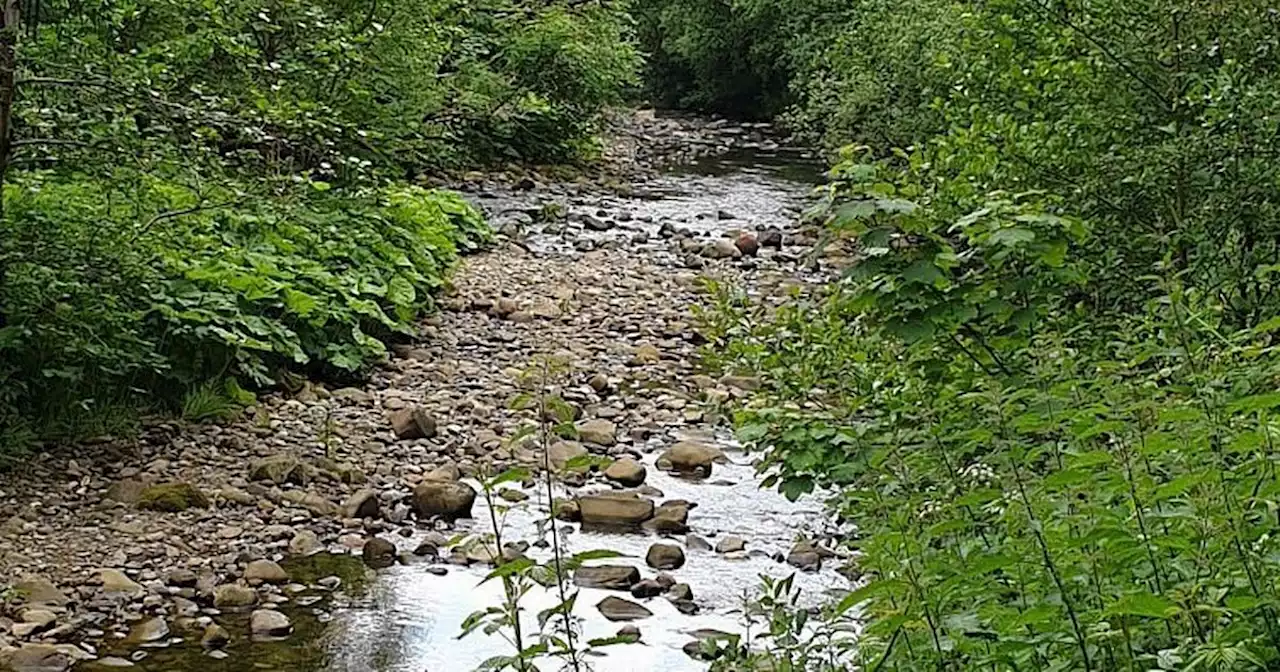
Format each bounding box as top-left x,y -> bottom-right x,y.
11,138 -> 93,149
131,200 -> 239,242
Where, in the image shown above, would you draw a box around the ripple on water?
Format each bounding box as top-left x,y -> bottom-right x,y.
316,443 -> 847,672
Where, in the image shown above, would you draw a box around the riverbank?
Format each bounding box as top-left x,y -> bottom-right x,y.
0,111 -> 852,672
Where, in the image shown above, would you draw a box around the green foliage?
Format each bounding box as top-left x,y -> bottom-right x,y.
684,2 -> 1280,669
632,0 -> 836,117
1,0 -> 640,457
706,152 -> 1280,669
0,173 -> 489,453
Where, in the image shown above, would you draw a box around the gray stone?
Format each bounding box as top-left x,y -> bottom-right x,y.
13,577 -> 68,607
576,419 -> 617,447
596,596 -> 653,622
129,617 -> 169,643
362,537 -> 397,569
645,543 -> 685,570
411,481 -> 476,521
604,459 -> 646,487
201,624 -> 231,649
341,489 -> 380,519
578,495 -> 654,528
244,560 -> 289,584
97,569 -> 144,599
548,442 -> 588,472
212,584 -> 258,609
249,609 -> 292,637
715,535 -> 746,554
288,530 -> 322,556
656,442 -> 726,477
573,565 -> 641,591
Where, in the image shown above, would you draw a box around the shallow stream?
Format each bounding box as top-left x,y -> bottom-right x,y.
91,140 -> 844,672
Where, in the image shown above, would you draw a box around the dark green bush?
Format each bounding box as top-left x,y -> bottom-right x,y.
0,0 -> 639,457
0,172 -> 489,453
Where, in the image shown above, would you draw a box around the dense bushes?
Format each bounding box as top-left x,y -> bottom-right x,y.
0,0 -> 639,455
0,174 -> 488,451
687,0 -> 1280,669
632,0 -> 835,118
706,151 -> 1280,672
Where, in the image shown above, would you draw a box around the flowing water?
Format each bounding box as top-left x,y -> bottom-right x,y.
91,142 -> 845,672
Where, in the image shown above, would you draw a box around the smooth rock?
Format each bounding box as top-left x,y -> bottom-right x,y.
411,481 -> 476,521
576,419 -> 617,447
14,577 -> 69,607
341,489 -> 380,519
249,609 -> 292,637
573,565 -> 640,591
715,536 -> 746,554
212,584 -> 258,609
362,537 -> 398,569
548,442 -> 588,472
129,618 -> 169,643
603,459 -> 646,487
578,495 -> 654,528
288,530 -> 322,556
97,569 -> 144,599
645,543 -> 686,570
596,596 -> 653,622
244,560 -> 289,585
656,442 -> 726,478
200,624 -> 230,649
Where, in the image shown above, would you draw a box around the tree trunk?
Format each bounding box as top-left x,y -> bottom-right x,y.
0,0 -> 18,329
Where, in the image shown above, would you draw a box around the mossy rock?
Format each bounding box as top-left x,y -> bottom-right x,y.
137,483 -> 210,512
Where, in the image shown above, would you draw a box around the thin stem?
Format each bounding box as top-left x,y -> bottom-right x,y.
537,358 -> 582,670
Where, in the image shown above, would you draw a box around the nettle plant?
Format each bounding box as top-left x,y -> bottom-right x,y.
715,152 -> 1280,671
460,357 -> 628,672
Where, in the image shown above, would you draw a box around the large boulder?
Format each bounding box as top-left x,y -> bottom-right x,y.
1,644 -> 77,672
249,609 -> 292,637
362,537 -> 398,569
716,535 -> 746,554
576,419 -> 617,447
596,596 -> 653,622
645,543 -> 686,570
280,491 -> 338,517
787,540 -> 823,572
244,560 -> 289,585
249,456 -> 314,486
201,624 -> 231,649
604,459 -> 646,487
656,442 -> 726,478
578,495 -> 654,529
548,442 -> 588,472
411,481 -> 476,521
389,407 -> 438,440
103,478 -> 148,505
128,617 -> 170,644
212,584 -> 258,609
573,565 -> 641,591
642,500 -> 693,535
136,482 -> 209,512
14,576 -> 69,607
96,569 -> 144,599
288,530 -> 322,556
341,489 -> 380,519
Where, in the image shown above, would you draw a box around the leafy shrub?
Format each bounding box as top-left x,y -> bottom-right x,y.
705,151 -> 1280,670
0,173 -> 488,453
1,0 -> 636,458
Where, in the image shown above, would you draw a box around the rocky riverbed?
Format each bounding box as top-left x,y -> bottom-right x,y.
0,111 -> 855,672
